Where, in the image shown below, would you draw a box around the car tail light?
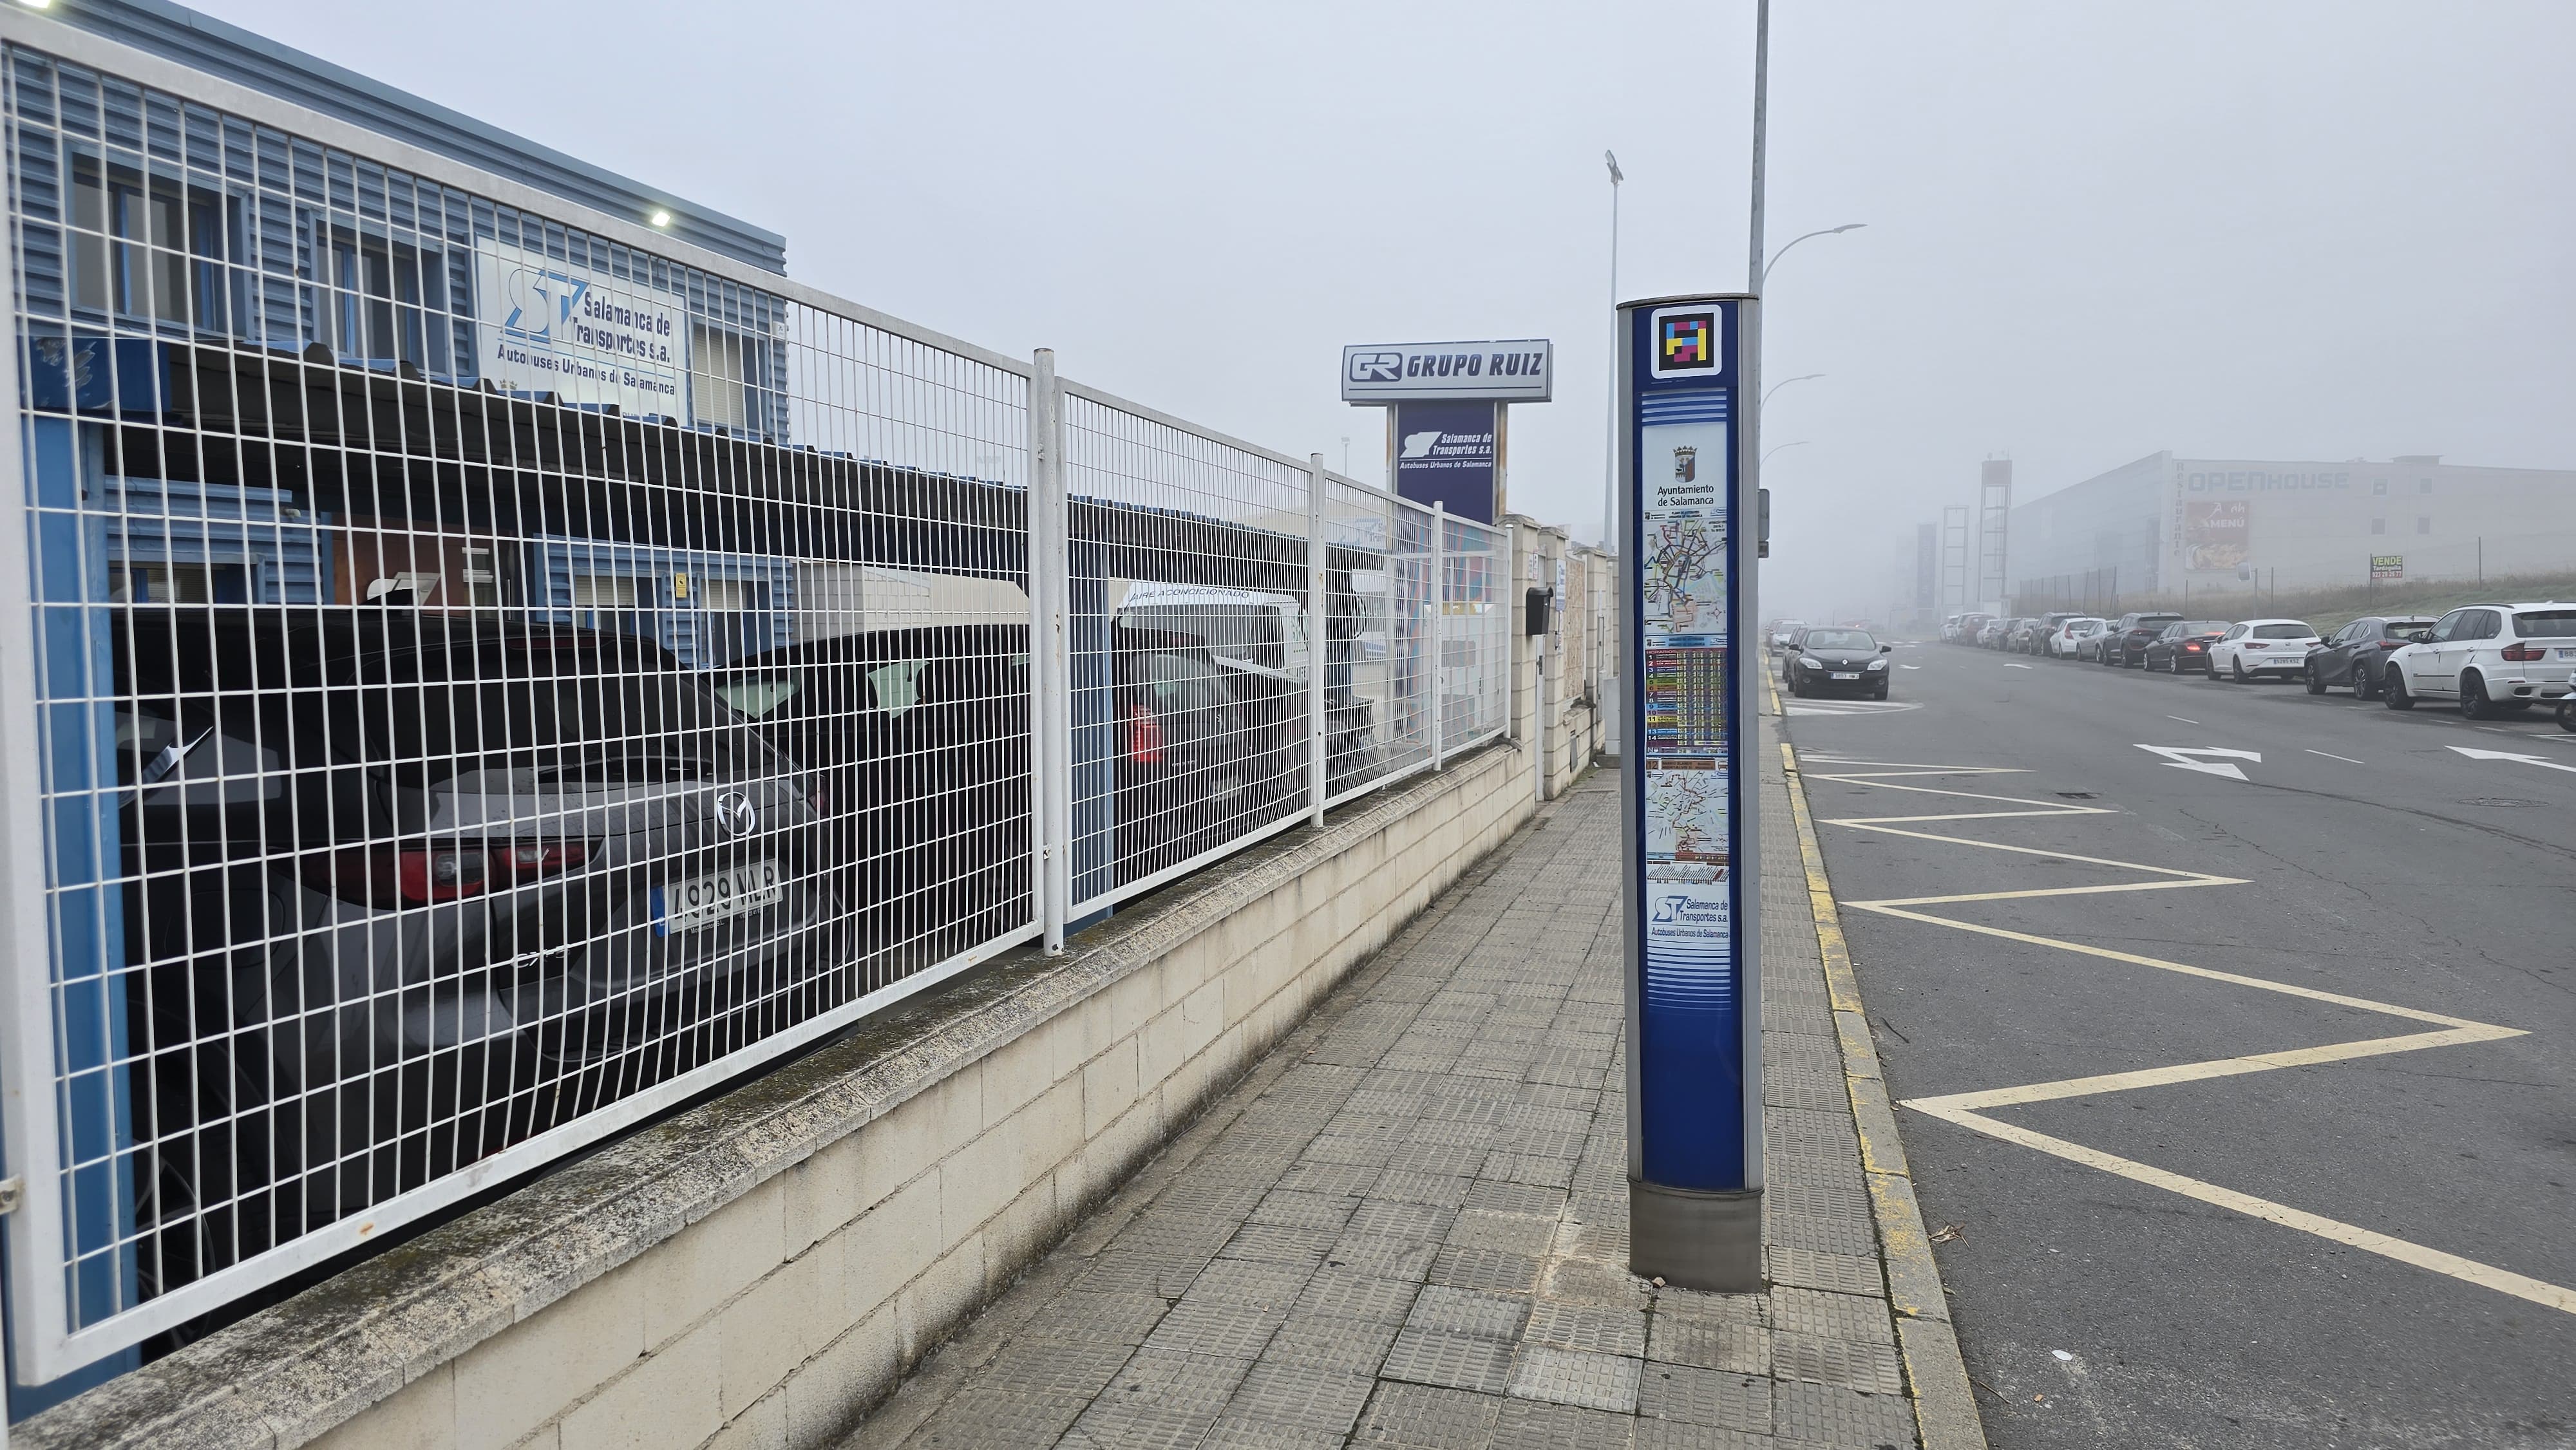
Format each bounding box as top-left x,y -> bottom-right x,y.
1125,703 -> 1166,766
806,778 -> 832,816
2183,643 -> 2204,652
2376,639 -> 2404,650
298,840 -> 595,907
2502,642 -> 2547,661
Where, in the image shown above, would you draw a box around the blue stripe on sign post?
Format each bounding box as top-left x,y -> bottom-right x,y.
1622,295 -> 1761,1290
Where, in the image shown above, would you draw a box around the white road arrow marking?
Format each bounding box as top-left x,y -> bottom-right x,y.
2134,744 -> 2263,780
2448,746 -> 2576,777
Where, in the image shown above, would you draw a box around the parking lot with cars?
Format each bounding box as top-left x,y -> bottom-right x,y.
1792,621 -> 2576,1449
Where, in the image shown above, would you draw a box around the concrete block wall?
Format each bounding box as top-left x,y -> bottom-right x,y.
26,741 -> 1539,1450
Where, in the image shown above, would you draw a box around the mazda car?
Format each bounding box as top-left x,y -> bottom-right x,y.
120,606 -> 835,1286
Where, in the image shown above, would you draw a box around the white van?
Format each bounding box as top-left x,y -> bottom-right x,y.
1115,582 -> 1312,685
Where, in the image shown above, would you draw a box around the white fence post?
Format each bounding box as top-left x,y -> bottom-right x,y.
1029,349 -> 1072,954
1307,455 -> 1328,828
1431,500 -> 1447,772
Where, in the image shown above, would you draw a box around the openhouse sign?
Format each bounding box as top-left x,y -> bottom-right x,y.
1341,340 -> 1553,525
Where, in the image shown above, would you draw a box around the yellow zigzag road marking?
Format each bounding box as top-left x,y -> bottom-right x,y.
1797,754 -> 2562,1315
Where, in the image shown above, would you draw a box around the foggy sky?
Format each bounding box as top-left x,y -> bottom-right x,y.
198,0 -> 2576,621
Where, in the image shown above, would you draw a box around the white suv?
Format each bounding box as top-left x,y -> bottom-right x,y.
2206,619 -> 2320,683
2383,601 -> 2576,718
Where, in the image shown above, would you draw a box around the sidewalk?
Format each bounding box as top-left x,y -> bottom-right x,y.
836,724 -> 1974,1449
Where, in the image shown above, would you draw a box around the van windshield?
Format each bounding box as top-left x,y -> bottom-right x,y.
1121,602 -> 1286,669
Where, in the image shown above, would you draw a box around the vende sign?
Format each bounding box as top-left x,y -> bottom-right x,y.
1341,340 -> 1553,403
2371,554 -> 2404,580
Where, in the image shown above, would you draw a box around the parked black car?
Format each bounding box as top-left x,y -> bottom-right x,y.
1783,627 -> 1893,699
120,607 -> 836,1292
2099,612 -> 2187,667
1113,627 -> 1288,878
2305,616 -> 2440,697
717,626 -> 1032,970
2142,620 -> 2232,673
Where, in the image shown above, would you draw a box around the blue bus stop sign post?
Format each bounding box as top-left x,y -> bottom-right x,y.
1618,294 -> 1763,1290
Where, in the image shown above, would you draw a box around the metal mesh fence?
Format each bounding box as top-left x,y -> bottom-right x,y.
0,37 -> 1554,1377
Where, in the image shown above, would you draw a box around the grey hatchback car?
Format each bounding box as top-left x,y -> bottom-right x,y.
118,607 -> 836,1291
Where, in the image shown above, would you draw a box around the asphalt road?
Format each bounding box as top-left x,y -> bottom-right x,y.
1781,641 -> 2576,1450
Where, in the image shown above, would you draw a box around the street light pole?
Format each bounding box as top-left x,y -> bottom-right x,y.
1763,440 -> 1810,464
1747,0 -> 1768,296
1602,150 -> 1623,554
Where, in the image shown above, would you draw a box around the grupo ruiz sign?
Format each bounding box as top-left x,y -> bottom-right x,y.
1341,340 -> 1553,403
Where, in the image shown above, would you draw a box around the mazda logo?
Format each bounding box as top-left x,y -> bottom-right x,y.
712,791 -> 756,838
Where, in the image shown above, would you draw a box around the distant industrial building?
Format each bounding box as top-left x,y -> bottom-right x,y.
2007,451 -> 2576,599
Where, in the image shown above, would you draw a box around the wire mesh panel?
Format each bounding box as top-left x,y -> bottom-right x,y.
1441,513 -> 1509,748
1319,473 -> 1408,805
1058,390 -> 1316,916
0,45 -> 1036,1372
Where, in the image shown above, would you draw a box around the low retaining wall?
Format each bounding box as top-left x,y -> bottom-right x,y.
24,742 -> 1537,1450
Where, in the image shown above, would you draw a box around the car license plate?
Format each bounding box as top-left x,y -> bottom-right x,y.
1830,672 -> 1860,680
2559,648 -> 2575,659
654,861 -> 781,936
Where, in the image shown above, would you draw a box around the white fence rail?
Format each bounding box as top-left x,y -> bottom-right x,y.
0,32 -> 1547,1380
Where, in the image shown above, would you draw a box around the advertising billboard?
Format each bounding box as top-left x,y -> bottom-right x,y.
477,241 -> 692,420
1619,294 -> 1760,1290
2182,497 -> 2251,572
1341,341 -> 1553,403
1391,400 -> 1500,523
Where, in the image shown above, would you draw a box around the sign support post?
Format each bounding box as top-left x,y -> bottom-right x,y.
1618,294 -> 1763,1291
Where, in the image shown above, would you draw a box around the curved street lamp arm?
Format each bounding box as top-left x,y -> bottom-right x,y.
1759,223 -> 1866,288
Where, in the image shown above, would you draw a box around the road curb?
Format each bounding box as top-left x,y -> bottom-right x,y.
1782,739 -> 1991,1450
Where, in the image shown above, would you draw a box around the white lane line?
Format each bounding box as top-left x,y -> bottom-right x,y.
2004,663 -> 2033,670
2307,749 -> 2364,765
2166,716 -> 2199,724
1905,1104 -> 2576,1317
2134,744 -> 2261,780
2450,745 -> 2576,777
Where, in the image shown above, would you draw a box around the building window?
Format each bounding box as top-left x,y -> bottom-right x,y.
692,322 -> 748,431
2372,478 -> 2387,495
2416,516 -> 2431,535
2419,478 -> 2433,493
2371,518 -> 2385,535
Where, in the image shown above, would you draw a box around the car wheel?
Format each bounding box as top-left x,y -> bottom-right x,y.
2305,666 -> 2327,695
2385,671 -> 2416,710
2559,698 -> 2576,733
2460,673 -> 2497,720
2230,658 -> 2248,683
2353,665 -> 2380,700
1870,684 -> 1889,701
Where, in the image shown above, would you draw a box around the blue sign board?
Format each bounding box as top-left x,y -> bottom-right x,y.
1619,294 -> 1761,1289
1390,399 -> 1499,523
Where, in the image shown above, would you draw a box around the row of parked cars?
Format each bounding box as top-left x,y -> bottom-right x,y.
1940,604 -> 2576,724
116,598 -> 1378,1295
